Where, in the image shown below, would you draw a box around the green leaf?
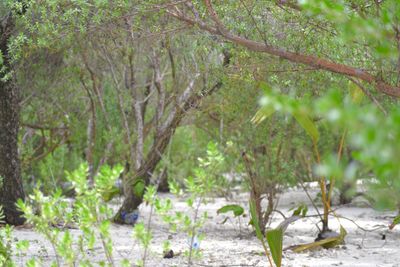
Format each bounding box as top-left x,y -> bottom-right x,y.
133,179 -> 145,197
249,200 -> 263,241
217,204 -> 244,217
292,110 -> 319,143
16,240 -> 30,251
101,185 -> 120,202
251,105 -> 276,125
291,204 -> 308,217
389,214 -> 400,229
266,228 -> 283,267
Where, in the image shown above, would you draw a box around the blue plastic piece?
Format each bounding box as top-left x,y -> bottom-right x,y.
121,210 -> 139,225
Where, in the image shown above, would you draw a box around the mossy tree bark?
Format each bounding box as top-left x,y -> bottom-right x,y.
0,12 -> 26,226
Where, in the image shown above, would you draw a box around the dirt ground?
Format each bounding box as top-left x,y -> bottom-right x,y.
11,185 -> 400,267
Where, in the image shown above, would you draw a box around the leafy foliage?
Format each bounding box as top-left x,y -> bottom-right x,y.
2,0 -> 400,265
17,163 -> 123,266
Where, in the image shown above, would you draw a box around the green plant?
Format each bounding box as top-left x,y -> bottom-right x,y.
265,229 -> 283,267
0,176 -> 14,266
154,142 -> 225,266
316,89 -> 400,225
133,185 -> 157,267
17,162 -> 124,266
217,204 -> 245,234
204,78 -> 303,234
0,201 -> 12,266
133,222 -> 153,267
249,200 -> 274,267
217,204 -> 244,217
253,82 -> 353,234
0,223 -> 15,267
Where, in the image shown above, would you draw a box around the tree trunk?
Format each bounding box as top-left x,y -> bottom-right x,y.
157,168 -> 169,193
242,151 -> 265,234
113,81 -> 222,224
0,13 -> 26,225
113,125 -> 177,224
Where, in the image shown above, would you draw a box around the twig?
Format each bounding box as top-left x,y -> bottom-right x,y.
298,180 -> 323,232
272,209 -> 287,220
334,215 -> 387,233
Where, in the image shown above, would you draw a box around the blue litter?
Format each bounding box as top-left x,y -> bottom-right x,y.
188,235 -> 200,250
121,210 -> 139,225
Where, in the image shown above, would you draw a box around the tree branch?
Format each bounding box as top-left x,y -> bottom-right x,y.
167,1 -> 400,97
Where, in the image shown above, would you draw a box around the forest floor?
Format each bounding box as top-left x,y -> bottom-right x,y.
11,184 -> 400,267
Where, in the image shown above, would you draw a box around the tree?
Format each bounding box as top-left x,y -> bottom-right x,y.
0,6 -> 25,225
163,0 -> 400,233
166,0 -> 400,98
11,0 -> 231,223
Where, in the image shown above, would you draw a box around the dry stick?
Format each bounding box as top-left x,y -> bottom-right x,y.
315,139 -> 345,232
272,209 -> 287,220
334,215 -> 386,233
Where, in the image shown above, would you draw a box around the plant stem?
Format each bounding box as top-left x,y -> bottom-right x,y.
45,232 -> 61,267
313,141 -> 330,231
327,130 -> 347,208
188,197 -> 202,266
99,233 -> 115,267
260,238 -> 274,267
96,206 -> 115,267
143,200 -> 155,267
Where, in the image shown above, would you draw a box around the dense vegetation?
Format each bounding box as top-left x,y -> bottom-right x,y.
1,0 -> 400,266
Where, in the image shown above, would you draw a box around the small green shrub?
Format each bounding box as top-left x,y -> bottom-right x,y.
153,142 -> 225,265
17,162 -> 123,266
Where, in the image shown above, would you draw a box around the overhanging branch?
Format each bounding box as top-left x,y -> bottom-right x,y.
167,1 -> 400,98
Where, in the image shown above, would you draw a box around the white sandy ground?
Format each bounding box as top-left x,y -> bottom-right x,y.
9,186 -> 400,267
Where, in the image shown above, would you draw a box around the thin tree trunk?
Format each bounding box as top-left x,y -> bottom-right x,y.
113,123 -> 177,223
0,13 -> 26,225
